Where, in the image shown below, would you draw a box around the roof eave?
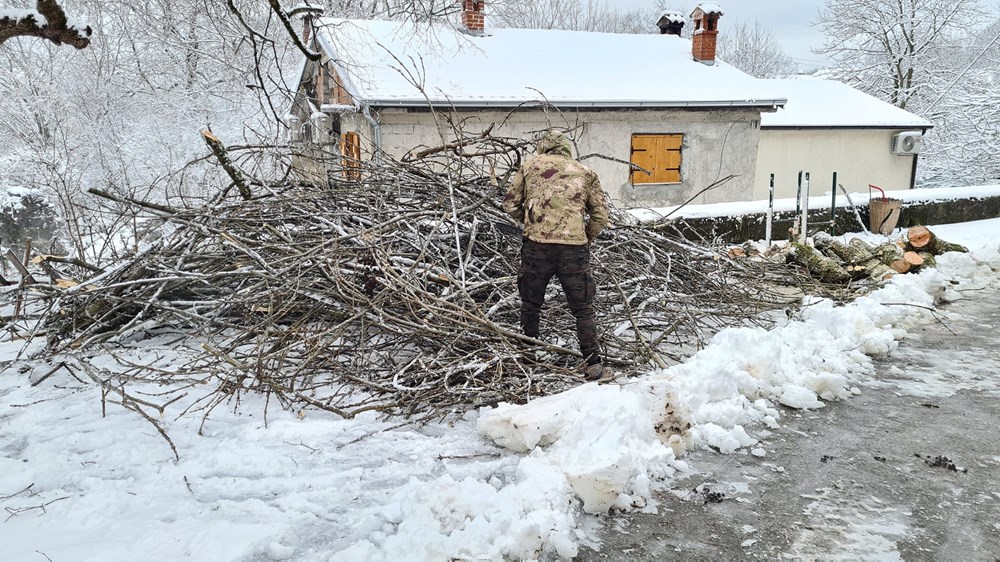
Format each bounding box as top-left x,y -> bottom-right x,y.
365,98 -> 789,110
761,124 -> 934,130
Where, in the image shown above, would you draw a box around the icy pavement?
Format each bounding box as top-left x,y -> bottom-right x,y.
579,273 -> 1000,560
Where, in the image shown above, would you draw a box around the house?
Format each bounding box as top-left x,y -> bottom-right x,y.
754,77 -> 933,201
288,2 -> 788,209
288,2 -> 933,210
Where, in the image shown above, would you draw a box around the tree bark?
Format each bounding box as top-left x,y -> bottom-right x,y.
0,1 -> 91,48
905,226 -> 969,255
789,242 -> 851,283
202,130 -> 252,200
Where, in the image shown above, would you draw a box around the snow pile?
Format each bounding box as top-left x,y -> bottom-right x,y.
479,384 -> 683,513
333,458 -> 579,561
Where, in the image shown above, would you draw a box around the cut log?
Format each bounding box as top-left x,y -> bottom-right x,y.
727,246 -> 746,259
789,242 -> 851,283
872,243 -> 904,262
917,252 -> 937,269
889,258 -> 910,274
813,232 -> 874,264
904,251 -> 924,268
889,251 -> 924,274
904,226 -> 969,255
906,226 -> 932,249
867,264 -> 896,281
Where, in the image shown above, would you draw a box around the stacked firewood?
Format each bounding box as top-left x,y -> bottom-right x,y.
783,226 -> 968,285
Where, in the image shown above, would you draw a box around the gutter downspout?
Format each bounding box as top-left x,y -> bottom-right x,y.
361,104 -> 382,163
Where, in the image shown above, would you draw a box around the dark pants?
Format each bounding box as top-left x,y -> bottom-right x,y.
517,239 -> 601,365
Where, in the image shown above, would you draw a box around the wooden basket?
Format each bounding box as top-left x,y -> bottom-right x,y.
869,198 -> 902,235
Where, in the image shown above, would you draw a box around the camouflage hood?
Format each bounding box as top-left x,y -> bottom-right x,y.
535,130 -> 573,158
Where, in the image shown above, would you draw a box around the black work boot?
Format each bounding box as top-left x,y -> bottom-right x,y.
582,363 -> 613,382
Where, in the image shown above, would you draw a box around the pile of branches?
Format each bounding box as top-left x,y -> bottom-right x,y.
32,150 -> 817,421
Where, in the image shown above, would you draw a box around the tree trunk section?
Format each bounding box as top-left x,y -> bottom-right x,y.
789,242 -> 851,283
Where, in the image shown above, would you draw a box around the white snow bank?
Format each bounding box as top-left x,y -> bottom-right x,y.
478,383 -> 683,514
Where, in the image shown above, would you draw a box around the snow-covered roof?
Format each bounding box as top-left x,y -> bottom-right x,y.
658,10 -> 685,23
312,18 -> 786,109
761,77 -> 933,129
692,2 -> 724,16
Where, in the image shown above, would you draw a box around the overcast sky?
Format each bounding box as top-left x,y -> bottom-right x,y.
623,0 -> 832,71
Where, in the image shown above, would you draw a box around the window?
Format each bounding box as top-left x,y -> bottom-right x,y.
630,134 -> 683,184
341,131 -> 362,180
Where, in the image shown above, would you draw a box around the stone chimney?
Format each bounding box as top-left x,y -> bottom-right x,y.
462,0 -> 485,35
656,10 -> 685,36
690,2 -> 723,65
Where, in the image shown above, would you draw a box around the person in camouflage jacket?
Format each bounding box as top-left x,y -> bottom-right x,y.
502,130 -> 611,380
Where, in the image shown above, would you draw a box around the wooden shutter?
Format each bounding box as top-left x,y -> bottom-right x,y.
630,134 -> 682,184
341,131 -> 362,180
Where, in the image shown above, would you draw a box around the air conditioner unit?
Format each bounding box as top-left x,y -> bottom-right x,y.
891,131 -> 923,155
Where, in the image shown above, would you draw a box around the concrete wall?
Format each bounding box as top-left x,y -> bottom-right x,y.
367,107 -> 762,209
754,128 -> 918,201
665,193 -> 1000,244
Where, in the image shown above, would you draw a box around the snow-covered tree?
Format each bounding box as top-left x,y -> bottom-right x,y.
814,0 -> 983,110
717,18 -> 796,78
490,0 -> 656,34
918,18 -> 1000,186
0,0 -> 284,260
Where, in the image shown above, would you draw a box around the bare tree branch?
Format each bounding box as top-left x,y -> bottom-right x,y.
0,0 -> 91,48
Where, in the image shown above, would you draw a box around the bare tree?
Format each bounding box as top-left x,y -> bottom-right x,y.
717,18 -> 796,78
814,0 -> 983,109
322,0 -> 457,21
918,17 -> 1000,186
0,0 -> 283,261
490,0 -> 656,34
0,0 -> 90,47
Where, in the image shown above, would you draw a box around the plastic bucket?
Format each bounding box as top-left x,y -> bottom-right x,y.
869,198 -> 902,235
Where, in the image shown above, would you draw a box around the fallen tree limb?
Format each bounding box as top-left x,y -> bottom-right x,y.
202,130 -> 252,200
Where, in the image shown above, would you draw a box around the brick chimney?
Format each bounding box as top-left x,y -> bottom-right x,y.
690,3 -> 723,65
462,0 -> 485,35
656,10 -> 685,36
289,2 -> 324,44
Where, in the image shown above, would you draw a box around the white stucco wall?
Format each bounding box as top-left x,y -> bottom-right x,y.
365,107 -> 763,209
754,129 -> 918,201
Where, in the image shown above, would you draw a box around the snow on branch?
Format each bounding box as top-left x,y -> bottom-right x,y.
0,0 -> 91,48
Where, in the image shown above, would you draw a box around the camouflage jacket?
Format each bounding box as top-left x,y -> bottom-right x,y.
502,131 -> 609,245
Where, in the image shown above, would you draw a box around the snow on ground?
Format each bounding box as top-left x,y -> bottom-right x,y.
1,219 -> 999,561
